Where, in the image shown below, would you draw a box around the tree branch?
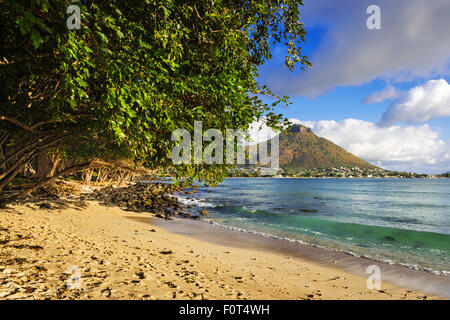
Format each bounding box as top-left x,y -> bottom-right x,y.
0,114 -> 91,132
0,161 -> 99,206
0,134 -> 69,169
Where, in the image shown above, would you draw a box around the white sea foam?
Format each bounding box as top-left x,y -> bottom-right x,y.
172,193 -> 450,277
175,195 -> 217,208
196,218 -> 450,276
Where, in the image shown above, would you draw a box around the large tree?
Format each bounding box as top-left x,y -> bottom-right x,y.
0,0 -> 310,203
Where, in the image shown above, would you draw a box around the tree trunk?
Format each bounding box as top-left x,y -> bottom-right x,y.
0,161 -> 98,208
0,131 -> 9,172
35,152 -> 61,180
35,152 -> 53,179
0,151 -> 36,191
83,169 -> 93,185
49,154 -> 60,177
95,168 -> 102,183
118,170 -> 127,185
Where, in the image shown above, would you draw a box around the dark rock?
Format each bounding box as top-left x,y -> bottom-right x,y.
90,182 -> 185,217
299,209 -> 318,213
39,203 -> 52,210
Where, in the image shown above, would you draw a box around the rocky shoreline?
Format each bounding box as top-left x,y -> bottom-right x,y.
86,182 -> 208,220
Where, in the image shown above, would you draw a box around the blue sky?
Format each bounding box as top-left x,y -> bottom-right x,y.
255,0 -> 450,173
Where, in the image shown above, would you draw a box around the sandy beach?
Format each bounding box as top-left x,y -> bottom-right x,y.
0,198 -> 444,300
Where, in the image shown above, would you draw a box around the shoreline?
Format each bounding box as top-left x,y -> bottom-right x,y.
152,217 -> 450,298
0,200 -> 445,299
226,176 -> 450,179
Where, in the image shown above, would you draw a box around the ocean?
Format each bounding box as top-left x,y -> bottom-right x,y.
177,178 -> 450,275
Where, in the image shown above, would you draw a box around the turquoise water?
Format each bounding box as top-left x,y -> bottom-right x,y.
180,178 -> 450,274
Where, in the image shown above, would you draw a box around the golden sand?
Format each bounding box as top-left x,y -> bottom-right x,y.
0,201 -> 439,300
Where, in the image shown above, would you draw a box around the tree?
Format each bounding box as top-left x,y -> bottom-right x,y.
0,0 -> 310,204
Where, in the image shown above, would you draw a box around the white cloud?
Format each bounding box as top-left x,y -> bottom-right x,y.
289,118 -> 450,173
379,79 -> 450,126
245,119 -> 278,146
362,85 -> 399,104
264,0 -> 450,97
247,117 -> 450,173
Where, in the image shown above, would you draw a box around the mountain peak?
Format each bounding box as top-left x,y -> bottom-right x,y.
288,124 -> 312,134
278,125 -> 377,171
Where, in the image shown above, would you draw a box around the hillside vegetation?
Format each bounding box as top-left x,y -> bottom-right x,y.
279,124 -> 377,171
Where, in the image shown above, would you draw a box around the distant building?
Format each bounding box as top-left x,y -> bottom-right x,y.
259,167 -> 280,177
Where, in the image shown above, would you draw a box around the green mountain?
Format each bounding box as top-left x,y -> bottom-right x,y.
277,124 -> 377,171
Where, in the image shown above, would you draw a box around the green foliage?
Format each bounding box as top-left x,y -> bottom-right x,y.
0,0 -> 310,184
